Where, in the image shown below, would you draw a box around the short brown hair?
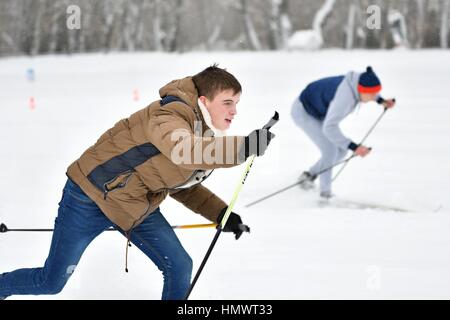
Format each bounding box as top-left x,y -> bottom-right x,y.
192,64 -> 242,100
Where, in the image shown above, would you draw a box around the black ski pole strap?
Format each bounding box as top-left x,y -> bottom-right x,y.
0,223 -> 7,233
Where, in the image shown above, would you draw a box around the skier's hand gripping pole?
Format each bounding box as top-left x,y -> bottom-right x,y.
332,99 -> 394,181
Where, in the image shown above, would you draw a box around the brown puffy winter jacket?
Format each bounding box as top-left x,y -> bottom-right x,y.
66,77 -> 245,231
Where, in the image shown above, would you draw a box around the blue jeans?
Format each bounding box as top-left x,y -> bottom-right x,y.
0,179 -> 192,300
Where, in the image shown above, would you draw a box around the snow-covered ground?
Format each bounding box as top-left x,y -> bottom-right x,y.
0,50 -> 449,299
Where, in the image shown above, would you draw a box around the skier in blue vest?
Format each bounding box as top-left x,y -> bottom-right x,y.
291,66 -> 395,199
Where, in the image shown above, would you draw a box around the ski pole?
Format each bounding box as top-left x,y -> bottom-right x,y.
244,153 -> 358,208
0,222 -> 217,233
172,223 -> 217,230
184,111 -> 279,300
332,105 -> 390,182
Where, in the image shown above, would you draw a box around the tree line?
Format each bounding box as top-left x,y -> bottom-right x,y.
0,0 -> 448,57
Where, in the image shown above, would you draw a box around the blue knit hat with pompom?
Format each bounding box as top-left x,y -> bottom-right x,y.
358,66 -> 382,93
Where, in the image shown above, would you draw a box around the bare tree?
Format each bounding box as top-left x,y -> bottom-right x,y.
1,0 -> 449,56
268,0 -> 281,49
441,0 -> 449,48
101,0 -> 123,52
30,0 -> 46,55
313,0 -> 336,37
78,1 -> 93,52
63,0 -> 79,54
345,0 -> 358,49
288,0 -> 336,50
278,0 -> 292,49
48,1 -> 65,54
133,0 -> 150,50
0,1 -> 24,55
266,0 -> 292,50
202,0 -> 230,50
166,0 -> 185,52
151,0 -> 164,51
380,0 -> 391,49
388,9 -> 409,48
121,1 -> 139,51
240,0 -> 262,50
415,0 -> 426,48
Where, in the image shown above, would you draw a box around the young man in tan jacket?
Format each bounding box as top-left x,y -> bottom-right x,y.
0,66 -> 275,300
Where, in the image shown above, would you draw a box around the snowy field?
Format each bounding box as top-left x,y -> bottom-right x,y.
0,50 -> 449,299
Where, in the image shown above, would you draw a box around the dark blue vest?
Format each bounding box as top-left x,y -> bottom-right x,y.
299,75 -> 344,120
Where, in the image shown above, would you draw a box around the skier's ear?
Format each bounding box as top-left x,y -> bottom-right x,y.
199,96 -> 209,106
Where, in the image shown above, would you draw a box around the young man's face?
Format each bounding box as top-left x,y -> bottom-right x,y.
200,89 -> 241,130
359,92 -> 378,103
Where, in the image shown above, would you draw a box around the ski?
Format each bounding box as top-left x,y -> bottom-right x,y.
319,198 -> 410,213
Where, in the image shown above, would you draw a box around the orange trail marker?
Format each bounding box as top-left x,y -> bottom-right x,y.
133,89 -> 140,101
29,97 -> 36,110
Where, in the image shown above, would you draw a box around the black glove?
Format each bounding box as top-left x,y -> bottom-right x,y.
239,129 -> 275,162
217,208 -> 250,240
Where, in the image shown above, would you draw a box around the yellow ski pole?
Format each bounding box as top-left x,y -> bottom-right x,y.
171,223 -> 217,230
